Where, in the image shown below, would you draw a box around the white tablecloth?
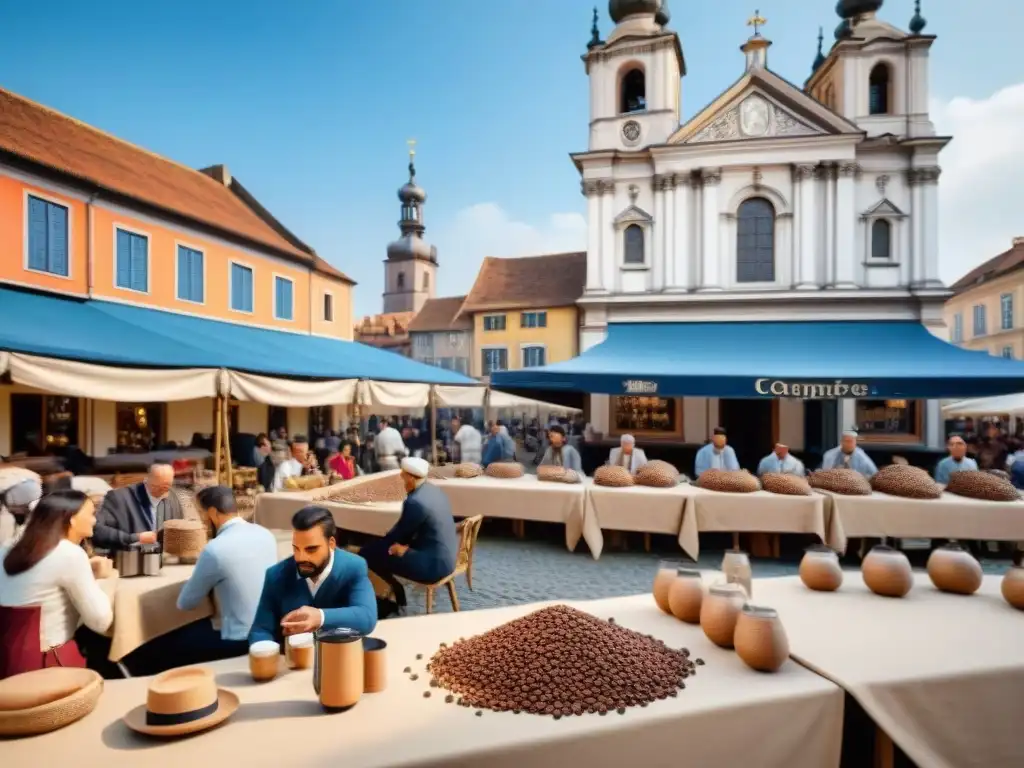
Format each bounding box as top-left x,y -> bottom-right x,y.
583,483 -> 697,558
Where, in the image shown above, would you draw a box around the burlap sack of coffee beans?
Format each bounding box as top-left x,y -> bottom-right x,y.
761,473 -> 813,496
697,469 -> 761,493
428,464 -> 458,480
485,462 -> 525,479
427,605 -> 699,717
594,465 -> 635,487
945,470 -> 1021,502
325,473 -> 407,504
537,465 -> 581,484
454,463 -> 483,479
871,464 -> 942,500
635,460 -> 680,488
808,468 -> 873,496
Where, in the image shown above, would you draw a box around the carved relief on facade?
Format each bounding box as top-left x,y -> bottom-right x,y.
686,93 -> 820,144
906,167 -> 942,185
700,168 -> 722,186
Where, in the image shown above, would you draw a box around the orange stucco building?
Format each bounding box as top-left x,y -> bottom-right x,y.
0,86 -> 356,456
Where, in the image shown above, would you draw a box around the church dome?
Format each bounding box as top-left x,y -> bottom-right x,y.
835,0 -> 883,19
609,0 -> 660,24
387,235 -> 435,262
398,181 -> 426,204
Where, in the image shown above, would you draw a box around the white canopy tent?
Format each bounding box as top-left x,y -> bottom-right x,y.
942,393 -> 1024,416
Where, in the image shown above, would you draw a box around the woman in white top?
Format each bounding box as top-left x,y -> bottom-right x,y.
0,490 -> 113,676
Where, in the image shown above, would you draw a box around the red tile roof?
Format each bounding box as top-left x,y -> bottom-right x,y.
460,252 -> 586,314
951,238 -> 1024,294
0,87 -> 351,283
407,296 -> 472,332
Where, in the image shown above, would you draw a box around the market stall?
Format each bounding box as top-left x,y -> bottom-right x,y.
254,471 -> 403,530
5,596 -> 844,768
753,573 -> 1024,768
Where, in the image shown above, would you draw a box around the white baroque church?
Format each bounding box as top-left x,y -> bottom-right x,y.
575,0 -> 951,453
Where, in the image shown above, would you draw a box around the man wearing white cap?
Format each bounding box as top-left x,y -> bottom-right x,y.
608,434 -> 648,474
757,444 -> 805,477
358,457 -> 459,609
820,430 -> 878,478
0,479 -> 41,546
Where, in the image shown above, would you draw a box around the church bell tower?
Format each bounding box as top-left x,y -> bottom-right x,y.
383,141 -> 437,314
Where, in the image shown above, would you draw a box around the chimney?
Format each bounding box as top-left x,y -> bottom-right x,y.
1014,236 -> 1024,248
199,164 -> 232,186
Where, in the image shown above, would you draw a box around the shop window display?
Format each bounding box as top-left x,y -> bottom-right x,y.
855,399 -> 922,442
611,396 -> 681,437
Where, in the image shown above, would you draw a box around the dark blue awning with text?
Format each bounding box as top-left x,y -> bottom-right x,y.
489,322 -> 1024,399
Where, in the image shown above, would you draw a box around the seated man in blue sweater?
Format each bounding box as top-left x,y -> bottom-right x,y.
359,457 -> 459,610
249,506 -> 377,645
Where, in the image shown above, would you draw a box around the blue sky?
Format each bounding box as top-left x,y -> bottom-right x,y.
1,0 -> 1021,318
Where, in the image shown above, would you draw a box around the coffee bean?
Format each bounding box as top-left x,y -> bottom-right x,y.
430,679 -> 438,688
475,710 -> 483,717
423,691 -> 431,698
695,658 -> 705,666
403,666 -> 411,673
445,694 -> 454,703
416,654 -> 423,660
617,707 -> 626,715
410,674 -> 419,681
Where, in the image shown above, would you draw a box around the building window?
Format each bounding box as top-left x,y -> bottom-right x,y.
115,228 -> 149,293
323,293 -> 334,322
1002,346 -> 1014,359
624,224 -> 645,265
871,219 -> 892,260
274,276 -> 294,321
736,197 -> 775,282
520,311 -> 548,328
973,304 -> 987,336
481,348 -> 508,375
868,63 -> 890,115
611,396 -> 681,437
230,262 -> 254,313
1001,293 -> 1014,330
9,394 -> 80,454
115,402 -> 164,453
26,195 -> 69,277
176,245 -> 204,303
397,272 -> 405,290
483,314 -> 506,331
522,346 -> 546,368
422,272 -> 430,291
620,68 -> 646,113
855,399 -> 922,442
952,313 -> 963,343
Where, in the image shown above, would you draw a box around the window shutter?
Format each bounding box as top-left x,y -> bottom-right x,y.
130,235 -> 147,291
27,197 -> 49,271
116,230 -> 132,288
177,247 -> 189,299
191,251 -> 203,302
47,204 -> 68,276
243,268 -> 253,311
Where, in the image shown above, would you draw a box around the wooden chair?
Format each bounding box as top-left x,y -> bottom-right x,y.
398,514 -> 484,614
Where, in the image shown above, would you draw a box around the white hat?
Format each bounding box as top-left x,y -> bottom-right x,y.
400,457 -> 430,479
842,430 -> 858,438
620,434 -> 636,444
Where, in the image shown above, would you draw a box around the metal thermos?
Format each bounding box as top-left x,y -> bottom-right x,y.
141,544 -> 162,576
114,546 -> 142,577
313,627 -> 364,710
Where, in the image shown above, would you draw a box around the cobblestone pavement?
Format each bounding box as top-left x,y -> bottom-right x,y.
395,527 -> 1017,617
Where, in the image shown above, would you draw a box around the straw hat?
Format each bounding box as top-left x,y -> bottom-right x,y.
162,519 -> 207,561
124,667 -> 238,737
0,667 -> 103,738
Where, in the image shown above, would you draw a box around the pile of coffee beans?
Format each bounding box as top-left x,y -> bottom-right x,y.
325,473 -> 407,504
426,605 -> 700,717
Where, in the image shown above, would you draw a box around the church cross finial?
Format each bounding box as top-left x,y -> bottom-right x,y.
747,10 -> 767,35
407,139 -> 417,180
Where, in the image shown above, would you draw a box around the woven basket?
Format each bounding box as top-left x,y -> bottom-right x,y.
162,519 -> 207,561
697,469 -> 761,493
808,468 -> 873,496
537,465 -> 581,484
326,473 -> 407,504
871,464 -> 942,500
454,463 -> 483,479
761,473 -> 813,496
0,668 -> 103,737
635,460 -> 680,488
945,470 -> 1020,502
428,464 -> 457,480
485,462 -> 525,479
594,465 -> 635,487
284,474 -> 328,491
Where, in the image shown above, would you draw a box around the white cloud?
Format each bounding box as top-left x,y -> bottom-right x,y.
933,83 -> 1024,283
432,202 -> 586,297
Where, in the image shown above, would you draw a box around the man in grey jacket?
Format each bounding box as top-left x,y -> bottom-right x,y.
539,425 -> 583,474
92,463 -> 187,549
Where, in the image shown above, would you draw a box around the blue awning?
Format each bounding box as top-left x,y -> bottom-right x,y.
0,287 -> 475,385
490,322 -> 1024,399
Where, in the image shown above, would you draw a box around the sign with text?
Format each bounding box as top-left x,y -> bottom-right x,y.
623,379 -> 659,395
754,378 -> 872,398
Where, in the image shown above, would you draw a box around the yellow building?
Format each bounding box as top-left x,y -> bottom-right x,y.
458,253 -> 586,381
944,237 -> 1024,360
0,86 -> 355,457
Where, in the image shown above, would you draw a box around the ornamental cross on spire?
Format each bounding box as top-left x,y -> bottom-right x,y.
407,138 -> 417,180
407,138 -> 417,159
747,10 -> 767,35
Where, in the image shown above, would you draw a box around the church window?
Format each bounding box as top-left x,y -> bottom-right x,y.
620,69 -> 646,114
397,271 -> 405,290
623,224 -> 645,265
736,197 -> 775,283
422,272 -> 430,291
869,64 -> 890,115
871,219 -> 892,259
